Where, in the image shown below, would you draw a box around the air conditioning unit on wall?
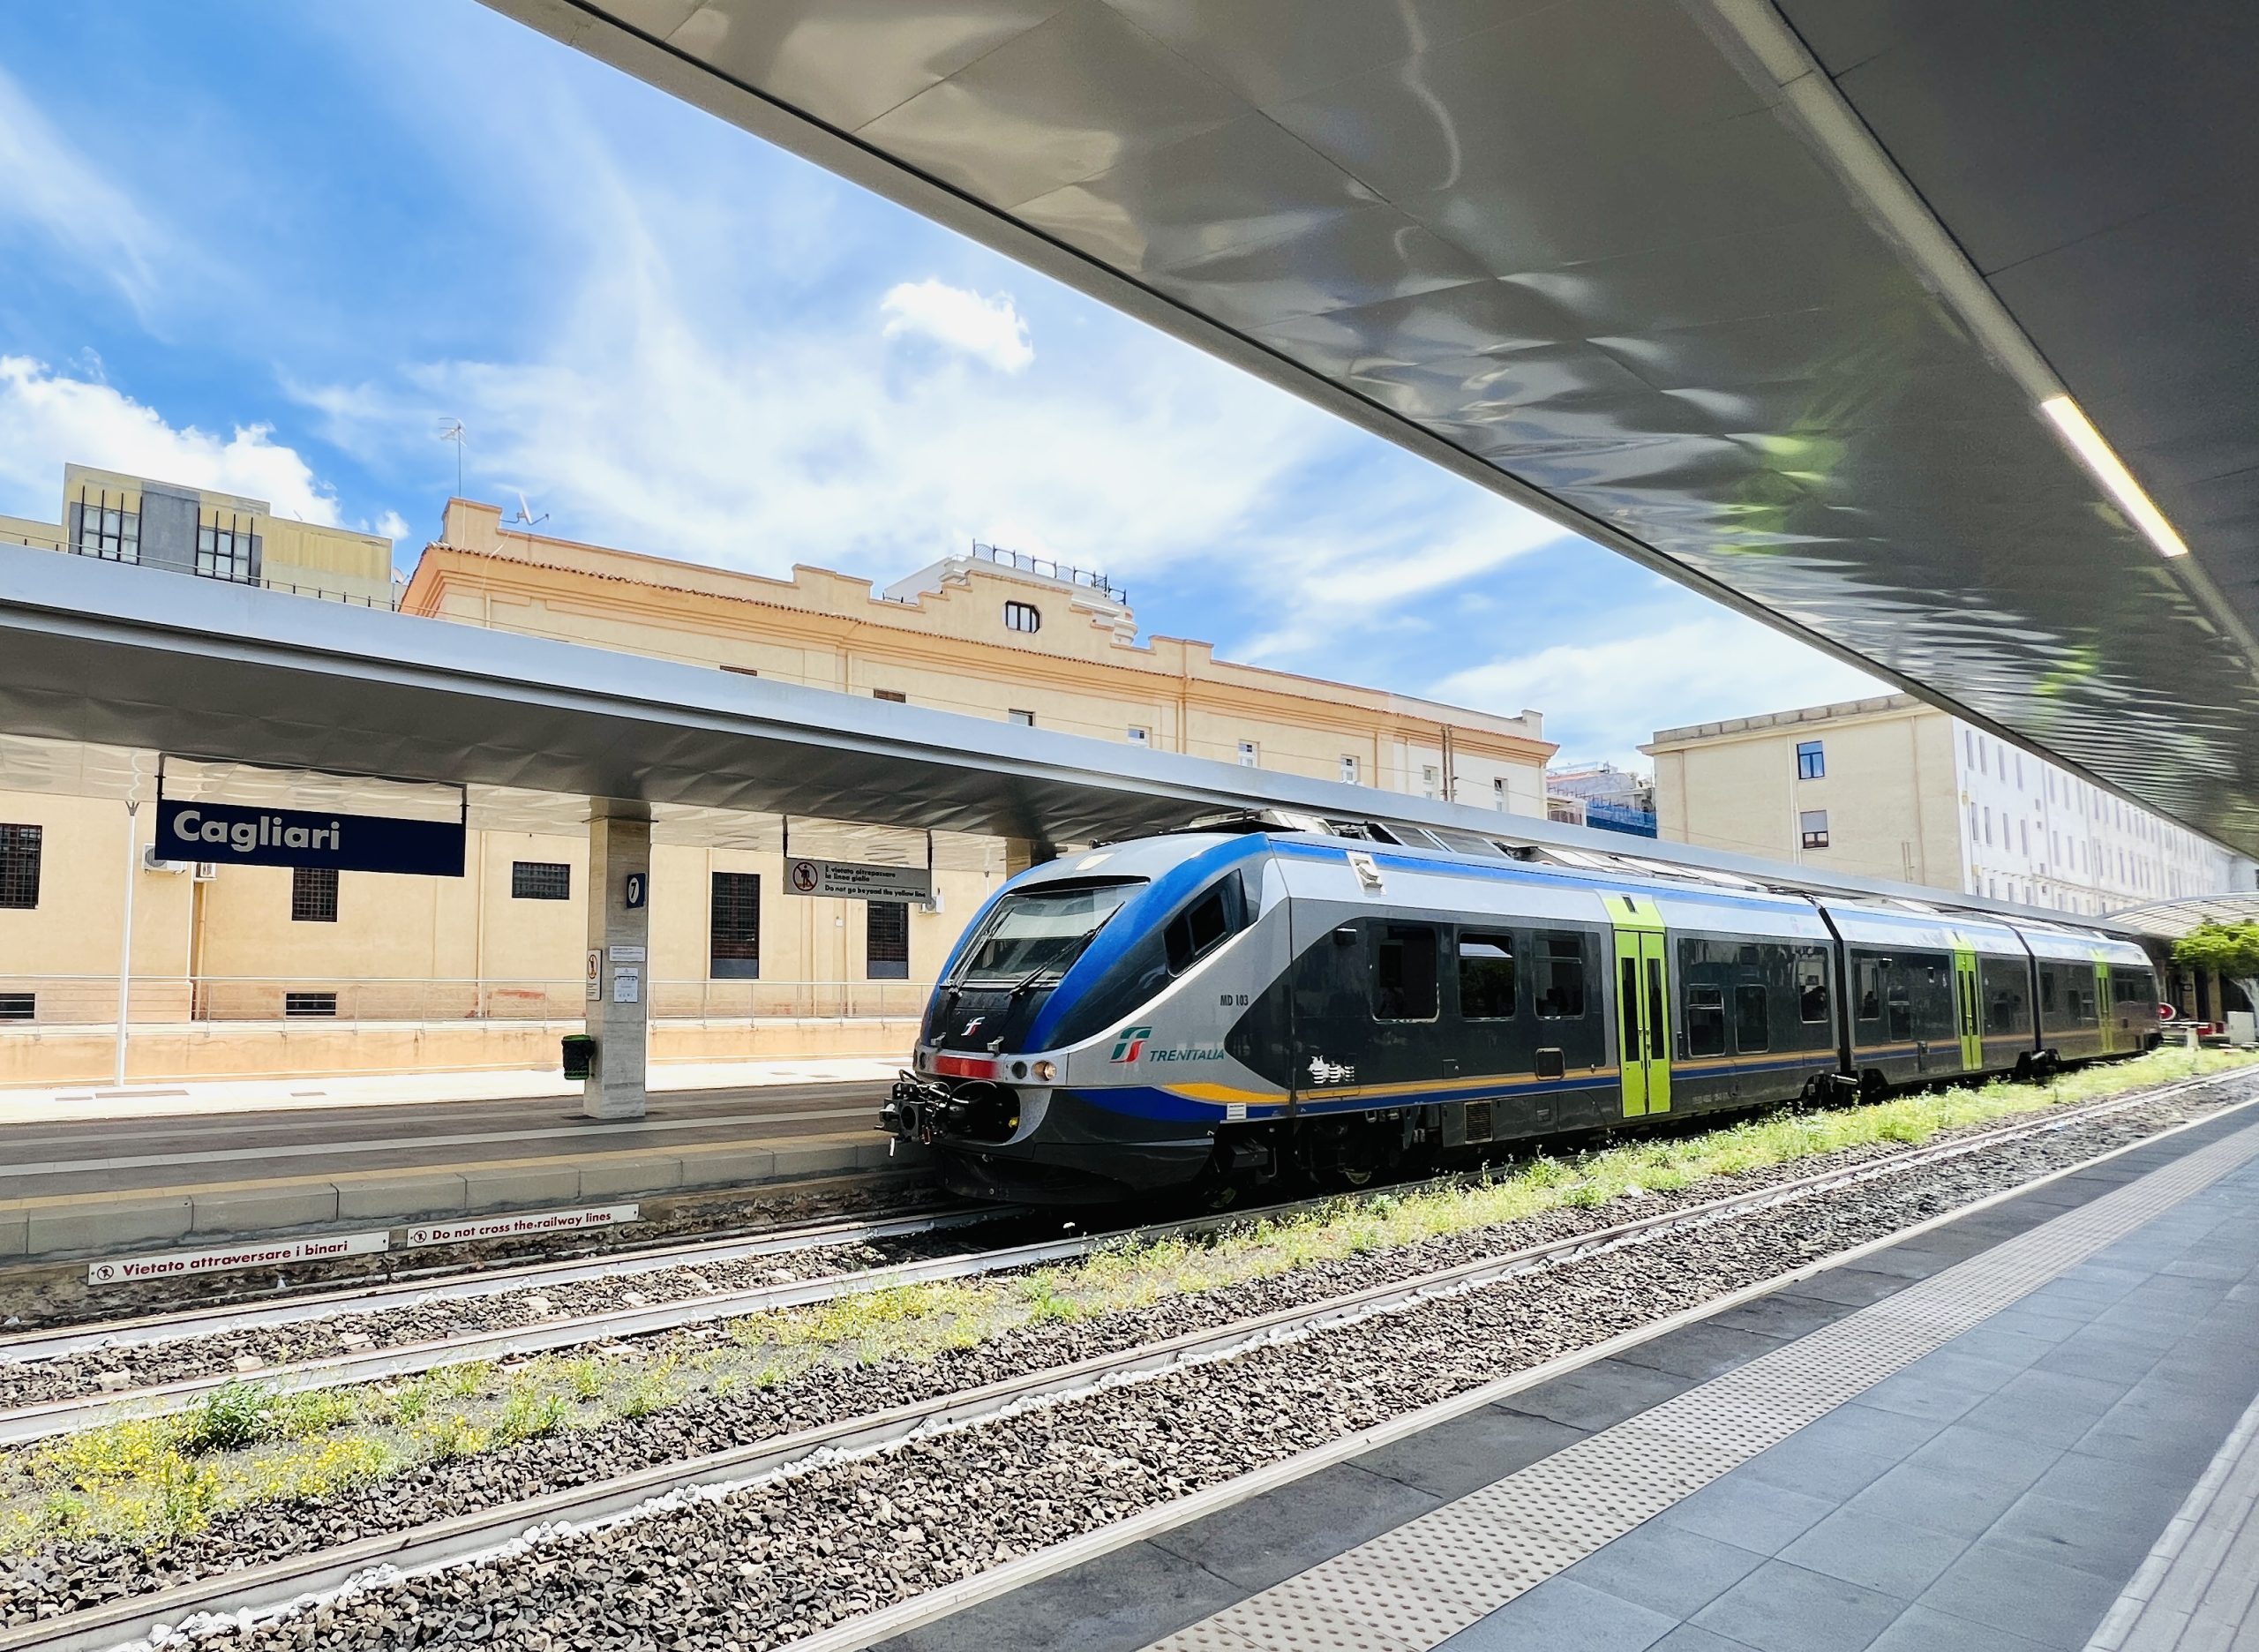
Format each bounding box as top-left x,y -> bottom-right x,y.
140,846 -> 191,874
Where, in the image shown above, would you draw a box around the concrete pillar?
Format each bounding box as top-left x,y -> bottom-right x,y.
584,806 -> 652,1121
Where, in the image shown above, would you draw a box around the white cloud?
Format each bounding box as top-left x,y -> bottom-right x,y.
0,357 -> 341,525
880,279 -> 1033,373
1433,610 -> 1887,769
374,509 -> 414,546
0,64 -> 162,309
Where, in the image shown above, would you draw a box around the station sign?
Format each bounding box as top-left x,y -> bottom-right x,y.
784,856 -> 933,902
88,1230 -> 390,1284
157,799 -> 465,876
406,1204 -> 641,1247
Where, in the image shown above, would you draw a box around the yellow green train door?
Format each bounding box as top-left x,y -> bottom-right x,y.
1952,943 -> 1983,1072
2095,960 -> 2117,1055
1604,895 -> 1671,1118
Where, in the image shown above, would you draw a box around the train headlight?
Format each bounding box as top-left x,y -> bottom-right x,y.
1032,1059 -> 1057,1083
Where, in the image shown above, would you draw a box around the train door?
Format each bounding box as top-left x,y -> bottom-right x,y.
2094,959 -> 2117,1055
1604,896 -> 1671,1118
1952,942 -> 1983,1073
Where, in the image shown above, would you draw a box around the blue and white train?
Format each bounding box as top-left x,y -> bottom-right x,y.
881,820 -> 2161,1205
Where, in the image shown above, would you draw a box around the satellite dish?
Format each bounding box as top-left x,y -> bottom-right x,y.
511,491 -> 550,528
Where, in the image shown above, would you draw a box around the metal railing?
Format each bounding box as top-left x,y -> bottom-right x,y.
970,540 -> 1126,605
25,530 -> 401,610
0,976 -> 932,1027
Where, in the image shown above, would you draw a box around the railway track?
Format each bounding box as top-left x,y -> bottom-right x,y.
9,1068 -> 2253,1652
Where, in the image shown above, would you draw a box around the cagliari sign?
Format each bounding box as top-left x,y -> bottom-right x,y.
156,799 -> 465,876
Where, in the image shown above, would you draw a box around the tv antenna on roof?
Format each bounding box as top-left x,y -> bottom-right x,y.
511,491 -> 549,529
437,419 -> 466,497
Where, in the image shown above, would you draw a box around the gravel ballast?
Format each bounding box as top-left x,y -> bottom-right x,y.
4,1073 -> 2251,1635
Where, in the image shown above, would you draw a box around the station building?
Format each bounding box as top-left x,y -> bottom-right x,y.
1646,694 -> 2252,915
0,466 -> 1554,1087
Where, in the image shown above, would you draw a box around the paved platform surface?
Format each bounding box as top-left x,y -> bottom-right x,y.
0,1078 -> 904,1261
882,1102 -> 2259,1652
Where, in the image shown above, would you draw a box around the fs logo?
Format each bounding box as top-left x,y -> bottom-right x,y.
1110,1025 -> 1154,1063
960,1016 -> 986,1038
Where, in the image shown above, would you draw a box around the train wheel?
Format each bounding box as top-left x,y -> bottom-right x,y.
1303,1118 -> 1398,1193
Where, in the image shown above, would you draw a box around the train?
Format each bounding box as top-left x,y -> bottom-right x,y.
880,817 -> 2162,1205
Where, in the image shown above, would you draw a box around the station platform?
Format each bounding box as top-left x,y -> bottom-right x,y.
0,1076 -> 907,1263
885,1103 -> 2259,1652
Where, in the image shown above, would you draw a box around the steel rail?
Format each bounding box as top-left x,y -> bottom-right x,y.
8,1069 -> 2251,1652
0,1071 -> 2234,1445
0,1161 -> 1549,1442
0,1204 -> 1000,1367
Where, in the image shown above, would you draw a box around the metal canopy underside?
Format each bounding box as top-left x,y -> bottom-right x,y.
490,0 -> 2259,852
0,545 -> 2158,932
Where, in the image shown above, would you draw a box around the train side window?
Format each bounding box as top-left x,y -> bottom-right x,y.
1537,933 -> 1586,1017
1458,933 -> 1516,1020
2039,970 -> 2057,1014
1619,957 -> 1640,1058
1887,987 -> 1913,1041
1373,925 -> 1439,1021
1686,986 -> 1726,1056
1986,985 -> 2020,1034
1857,960 -> 1881,1022
1163,876 -> 1241,974
1798,963 -> 1829,1024
1735,984 -> 1770,1053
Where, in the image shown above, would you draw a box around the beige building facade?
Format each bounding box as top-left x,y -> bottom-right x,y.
0,470 -> 1554,1086
1647,694 -> 2251,914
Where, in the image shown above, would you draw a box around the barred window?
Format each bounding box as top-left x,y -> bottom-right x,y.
196,519 -> 257,582
511,861 -> 571,900
0,993 -> 33,1022
74,500 -> 139,561
710,871 -> 760,980
867,900 -> 910,980
284,991 -> 337,1017
0,823 -> 41,909
291,866 -> 338,923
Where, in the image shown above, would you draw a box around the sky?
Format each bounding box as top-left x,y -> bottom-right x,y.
0,1 -> 1882,772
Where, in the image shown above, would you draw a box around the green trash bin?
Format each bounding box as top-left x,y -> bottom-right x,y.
561,1033 -> 597,1080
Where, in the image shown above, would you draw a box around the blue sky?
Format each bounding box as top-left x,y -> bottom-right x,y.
0,1 -> 1879,770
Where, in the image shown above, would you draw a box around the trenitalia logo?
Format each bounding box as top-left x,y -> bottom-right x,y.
1110,1025 -> 1153,1063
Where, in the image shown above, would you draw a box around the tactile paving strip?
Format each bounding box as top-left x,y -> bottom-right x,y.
1150,1122 -> 2259,1652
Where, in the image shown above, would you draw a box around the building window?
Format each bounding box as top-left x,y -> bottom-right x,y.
291,867 -> 338,923
1003,600 -> 1040,634
196,519 -> 256,582
1795,740 -> 1824,779
710,871 -> 761,979
1422,764 -> 1439,799
867,900 -> 910,980
284,991 -> 338,1017
73,499 -> 139,561
0,823 -> 41,909
1799,809 -> 1829,850
1341,755 -> 1359,785
1009,709 -> 1035,727
1127,725 -> 1149,746
1493,777 -> 1507,809
511,861 -> 571,900
0,993 -> 34,1022
1237,740 -> 1258,768
873,688 -> 905,702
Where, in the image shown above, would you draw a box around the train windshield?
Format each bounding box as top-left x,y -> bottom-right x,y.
952,881 -> 1143,985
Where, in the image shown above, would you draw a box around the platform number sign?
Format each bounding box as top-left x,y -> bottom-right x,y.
624,872 -> 647,910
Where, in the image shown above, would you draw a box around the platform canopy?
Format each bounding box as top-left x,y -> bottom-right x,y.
489,0 -> 2259,852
